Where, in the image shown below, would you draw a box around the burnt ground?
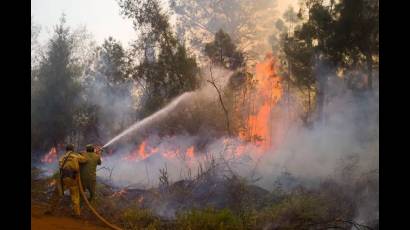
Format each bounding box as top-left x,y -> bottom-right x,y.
31,202 -> 110,230
32,166 -> 378,229
112,176 -> 273,219
32,166 -> 274,227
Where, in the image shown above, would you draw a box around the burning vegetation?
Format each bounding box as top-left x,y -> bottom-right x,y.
240,54 -> 283,149
32,0 -> 378,229
41,147 -> 58,164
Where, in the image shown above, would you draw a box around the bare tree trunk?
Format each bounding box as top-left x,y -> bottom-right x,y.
316,81 -> 326,121
220,48 -> 223,65
247,82 -> 252,140
366,52 -> 373,90
308,86 -> 311,117
269,79 -> 274,146
208,66 -> 231,136
288,60 -> 291,122
250,89 -> 255,140
315,59 -> 328,121
288,19 -> 293,121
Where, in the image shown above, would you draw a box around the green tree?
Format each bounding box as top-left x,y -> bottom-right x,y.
205,29 -> 245,70
31,16 -> 41,68
283,34 -> 316,124
281,1 -> 339,121
80,37 -> 134,143
169,0 -> 278,64
269,18 -> 287,54
99,37 -> 128,85
204,29 -> 249,136
280,0 -> 378,122
31,15 -> 82,151
118,0 -> 199,117
31,17 -> 43,87
335,0 -> 379,90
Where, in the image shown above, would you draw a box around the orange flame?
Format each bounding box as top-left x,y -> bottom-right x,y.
41,147 -> 58,164
138,141 -> 147,158
150,147 -> 159,154
124,141 -> 149,161
241,53 -> 283,151
124,139 -> 201,162
121,54 -> 283,162
163,149 -> 176,158
111,188 -> 127,198
186,146 -> 195,159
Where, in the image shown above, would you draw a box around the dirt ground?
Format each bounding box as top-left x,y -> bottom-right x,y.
31,202 -> 111,230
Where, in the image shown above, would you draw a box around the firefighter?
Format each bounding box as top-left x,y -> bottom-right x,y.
45,144 -> 88,217
79,144 -> 101,203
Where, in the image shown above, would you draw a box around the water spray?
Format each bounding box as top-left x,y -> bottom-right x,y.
102,92 -> 194,149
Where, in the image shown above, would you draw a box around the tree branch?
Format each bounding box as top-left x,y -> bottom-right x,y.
207,65 -> 231,136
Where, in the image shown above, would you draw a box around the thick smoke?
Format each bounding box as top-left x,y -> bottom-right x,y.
256,93 -> 378,187
35,58 -> 378,224
82,58 -> 136,144
98,68 -> 378,187
101,66 -> 233,147
97,65 -> 378,224
97,66 -> 235,185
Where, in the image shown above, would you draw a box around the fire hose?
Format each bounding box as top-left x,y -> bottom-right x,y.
77,145 -> 122,230
77,174 -> 123,230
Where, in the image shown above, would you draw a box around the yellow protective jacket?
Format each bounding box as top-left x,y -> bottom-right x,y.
59,151 -> 88,172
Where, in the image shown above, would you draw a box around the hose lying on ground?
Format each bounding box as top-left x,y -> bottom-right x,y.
77,174 -> 123,230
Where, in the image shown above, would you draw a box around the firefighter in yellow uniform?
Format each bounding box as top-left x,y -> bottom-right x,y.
45,144 -> 87,217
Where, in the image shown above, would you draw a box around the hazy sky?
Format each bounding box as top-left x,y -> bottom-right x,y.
32,0 -> 298,47
31,0 -> 136,46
